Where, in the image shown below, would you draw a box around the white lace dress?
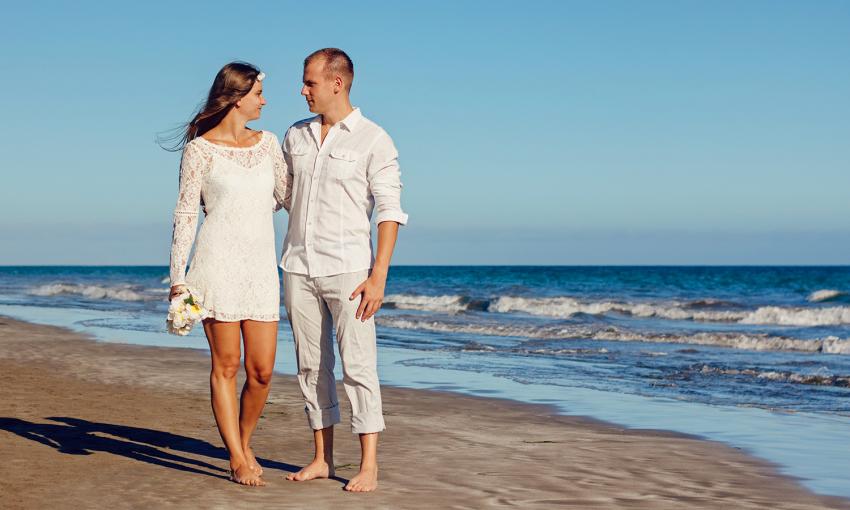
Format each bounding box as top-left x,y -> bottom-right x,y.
169,130 -> 290,322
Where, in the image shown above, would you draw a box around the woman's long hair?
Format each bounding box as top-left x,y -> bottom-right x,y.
159,62 -> 262,152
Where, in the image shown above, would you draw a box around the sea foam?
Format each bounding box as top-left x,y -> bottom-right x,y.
30,283 -> 150,302
740,306 -> 850,327
384,294 -> 469,313
376,316 -> 850,354
808,289 -> 846,303
385,293 -> 850,327
696,365 -> 850,387
487,296 -> 749,322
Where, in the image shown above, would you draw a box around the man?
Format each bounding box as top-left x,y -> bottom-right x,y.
279,48 -> 407,493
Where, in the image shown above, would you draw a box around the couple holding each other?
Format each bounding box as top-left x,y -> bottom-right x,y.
167,48 -> 407,490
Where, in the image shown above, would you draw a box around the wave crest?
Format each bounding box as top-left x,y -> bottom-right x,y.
695,365 -> 850,387
29,284 -> 150,302
808,289 -> 847,303
488,296 -> 753,322
376,316 -> 850,354
740,306 -> 850,327
385,293 -> 850,326
384,294 -> 469,313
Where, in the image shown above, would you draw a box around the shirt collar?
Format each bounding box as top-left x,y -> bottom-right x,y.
308,116 -> 321,146
338,107 -> 362,131
308,108 -> 362,143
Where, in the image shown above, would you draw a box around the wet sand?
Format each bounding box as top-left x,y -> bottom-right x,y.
1,316 -> 847,509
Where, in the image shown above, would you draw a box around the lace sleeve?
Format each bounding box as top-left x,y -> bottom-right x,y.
169,142 -> 210,286
271,132 -> 292,212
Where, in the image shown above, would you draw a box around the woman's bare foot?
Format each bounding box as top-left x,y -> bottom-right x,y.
344,464 -> 378,492
286,458 -> 334,481
229,464 -> 266,487
244,447 -> 263,476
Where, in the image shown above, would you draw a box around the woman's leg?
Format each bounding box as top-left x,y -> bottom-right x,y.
239,320 -> 279,476
203,319 -> 265,486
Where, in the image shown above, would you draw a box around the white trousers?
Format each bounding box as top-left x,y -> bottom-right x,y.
283,269 -> 385,434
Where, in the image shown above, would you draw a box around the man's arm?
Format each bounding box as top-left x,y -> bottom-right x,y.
349,132 -> 407,321
350,221 -> 399,321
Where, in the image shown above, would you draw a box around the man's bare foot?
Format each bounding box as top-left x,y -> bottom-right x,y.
344,464 -> 378,492
286,459 -> 334,481
245,447 -> 263,476
229,464 -> 266,487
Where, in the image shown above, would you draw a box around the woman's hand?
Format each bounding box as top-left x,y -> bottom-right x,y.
169,285 -> 187,301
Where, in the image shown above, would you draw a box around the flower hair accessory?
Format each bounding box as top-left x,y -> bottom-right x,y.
256,72 -> 266,81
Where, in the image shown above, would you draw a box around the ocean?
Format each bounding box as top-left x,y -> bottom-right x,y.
1,265 -> 849,496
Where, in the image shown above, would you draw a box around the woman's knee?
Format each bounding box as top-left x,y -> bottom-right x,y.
246,365 -> 274,387
211,356 -> 241,380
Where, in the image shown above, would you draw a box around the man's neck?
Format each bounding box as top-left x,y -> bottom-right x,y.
320,101 -> 355,127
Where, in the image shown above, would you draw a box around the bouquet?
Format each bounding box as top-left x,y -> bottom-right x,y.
166,289 -> 209,336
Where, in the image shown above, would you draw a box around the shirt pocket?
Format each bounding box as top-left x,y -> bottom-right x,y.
288,142 -> 312,176
328,148 -> 360,180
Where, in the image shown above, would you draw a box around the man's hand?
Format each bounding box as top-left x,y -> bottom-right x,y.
350,270 -> 387,322
349,222 -> 399,322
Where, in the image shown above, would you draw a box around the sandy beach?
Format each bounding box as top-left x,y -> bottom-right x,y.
0,316 -> 847,510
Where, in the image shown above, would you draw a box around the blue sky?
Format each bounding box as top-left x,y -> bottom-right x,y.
1,1 -> 848,264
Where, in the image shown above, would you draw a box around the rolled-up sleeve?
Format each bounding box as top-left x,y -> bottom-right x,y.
367,132 -> 408,226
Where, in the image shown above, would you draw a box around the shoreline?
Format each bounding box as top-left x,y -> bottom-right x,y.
1,316 -> 848,509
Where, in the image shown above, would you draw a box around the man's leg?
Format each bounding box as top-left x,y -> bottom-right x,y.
283,271 -> 339,481
324,270 -> 384,492
288,426 -> 335,481
347,432 -> 378,492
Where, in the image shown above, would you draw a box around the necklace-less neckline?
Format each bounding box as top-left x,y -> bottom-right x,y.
197,130 -> 266,151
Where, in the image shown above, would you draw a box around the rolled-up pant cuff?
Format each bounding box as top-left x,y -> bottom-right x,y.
351,411 -> 386,434
306,404 -> 341,430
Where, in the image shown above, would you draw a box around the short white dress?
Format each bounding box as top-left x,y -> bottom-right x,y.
169,130 -> 289,322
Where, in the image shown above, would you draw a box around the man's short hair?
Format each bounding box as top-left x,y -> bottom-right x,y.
304,48 -> 354,90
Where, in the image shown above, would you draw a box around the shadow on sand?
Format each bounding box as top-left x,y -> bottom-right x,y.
0,416 -> 306,481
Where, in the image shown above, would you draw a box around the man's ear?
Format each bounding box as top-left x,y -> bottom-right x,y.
334,75 -> 343,94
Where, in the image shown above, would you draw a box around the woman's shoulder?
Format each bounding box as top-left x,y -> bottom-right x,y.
181,137 -> 214,165
186,134 -> 215,149
258,129 -> 280,143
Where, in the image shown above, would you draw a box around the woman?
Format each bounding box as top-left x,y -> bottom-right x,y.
167,62 -> 288,486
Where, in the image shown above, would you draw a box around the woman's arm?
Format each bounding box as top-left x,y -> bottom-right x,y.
169,142 -> 209,298
271,131 -> 292,212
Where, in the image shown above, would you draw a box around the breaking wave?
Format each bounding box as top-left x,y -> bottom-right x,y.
808,289 -> 847,303
376,316 -> 850,354
29,284 -> 153,302
739,306 -> 850,326
693,365 -> 850,387
384,294 -> 850,326
384,294 -> 470,313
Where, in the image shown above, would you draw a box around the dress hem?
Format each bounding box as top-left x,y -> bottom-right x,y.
205,310 -> 280,323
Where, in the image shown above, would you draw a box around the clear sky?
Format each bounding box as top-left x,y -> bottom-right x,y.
1,1 -> 848,265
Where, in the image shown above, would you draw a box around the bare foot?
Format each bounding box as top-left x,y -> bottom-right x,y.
229,464 -> 266,487
344,465 -> 378,492
286,459 -> 334,482
245,447 -> 263,476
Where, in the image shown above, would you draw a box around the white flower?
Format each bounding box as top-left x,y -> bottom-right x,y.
257,72 -> 266,81
166,290 -> 208,336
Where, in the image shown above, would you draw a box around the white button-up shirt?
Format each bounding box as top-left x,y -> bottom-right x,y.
280,108 -> 408,277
